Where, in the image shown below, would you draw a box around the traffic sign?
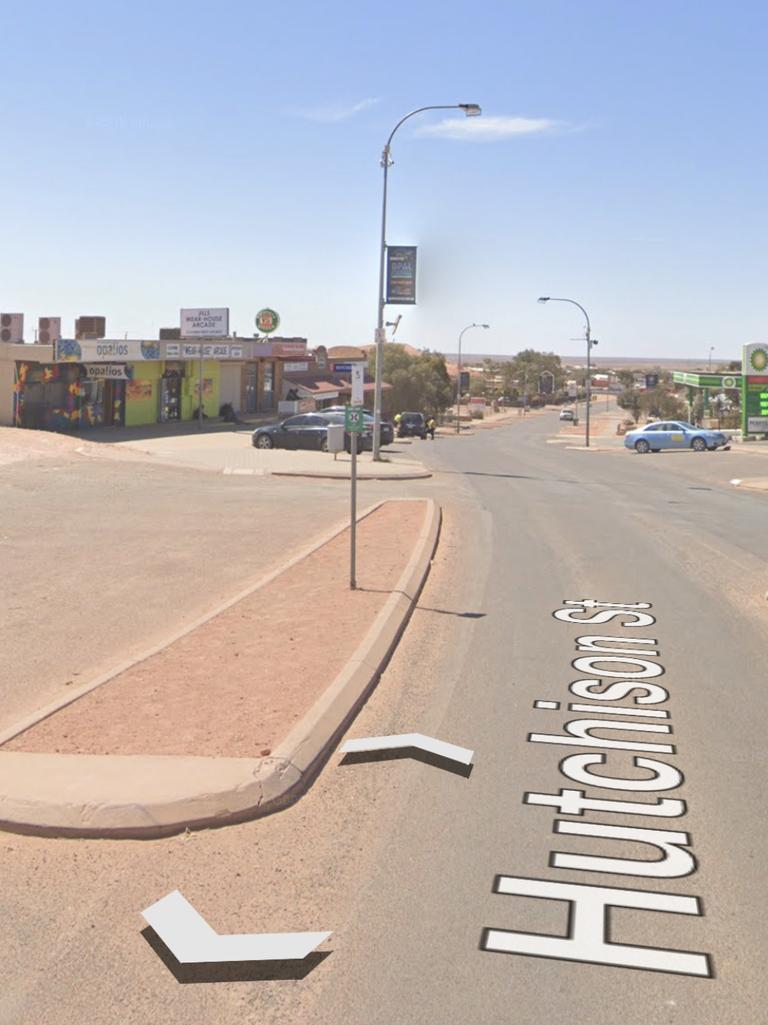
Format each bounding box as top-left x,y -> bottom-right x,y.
344,406 -> 365,433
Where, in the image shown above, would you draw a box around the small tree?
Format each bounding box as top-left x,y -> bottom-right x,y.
618,388 -> 642,422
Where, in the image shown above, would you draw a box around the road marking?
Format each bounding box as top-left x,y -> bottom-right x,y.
141,890 -> 331,963
340,732 -> 474,768
730,478 -> 742,486
482,599 -> 713,977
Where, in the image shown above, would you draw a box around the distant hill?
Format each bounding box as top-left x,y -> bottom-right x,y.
442,353 -> 740,372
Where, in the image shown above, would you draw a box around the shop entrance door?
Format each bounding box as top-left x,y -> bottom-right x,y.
160,375 -> 181,421
102,381 -> 126,426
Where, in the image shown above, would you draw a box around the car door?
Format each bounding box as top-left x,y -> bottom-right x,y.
297,414 -> 329,449
665,422 -> 687,448
279,415 -> 308,449
638,423 -> 663,448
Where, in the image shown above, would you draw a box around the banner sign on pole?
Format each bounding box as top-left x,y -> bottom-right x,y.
385,246 -> 417,305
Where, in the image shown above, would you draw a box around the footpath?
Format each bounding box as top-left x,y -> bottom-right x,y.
0,498 -> 441,839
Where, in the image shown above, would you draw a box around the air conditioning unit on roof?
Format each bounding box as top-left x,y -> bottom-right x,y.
0,313 -> 23,343
38,317 -> 61,344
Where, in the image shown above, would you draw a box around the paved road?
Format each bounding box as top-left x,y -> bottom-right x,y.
3,411 -> 767,1023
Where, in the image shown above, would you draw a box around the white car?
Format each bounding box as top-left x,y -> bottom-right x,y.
559,409 -> 575,421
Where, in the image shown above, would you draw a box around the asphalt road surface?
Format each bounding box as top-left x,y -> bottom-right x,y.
3,411 -> 767,1024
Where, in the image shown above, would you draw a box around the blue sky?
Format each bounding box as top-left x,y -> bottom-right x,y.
2,0 -> 766,360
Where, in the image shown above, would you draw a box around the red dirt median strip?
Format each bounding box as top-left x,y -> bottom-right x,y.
5,500 -> 427,759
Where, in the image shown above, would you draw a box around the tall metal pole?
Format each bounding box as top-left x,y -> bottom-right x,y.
585,319 -> 592,446
538,297 -> 592,445
372,144 -> 390,460
372,103 -> 481,460
455,323 -> 489,432
350,429 -> 357,589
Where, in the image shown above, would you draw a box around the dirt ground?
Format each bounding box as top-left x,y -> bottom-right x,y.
4,500 -> 426,757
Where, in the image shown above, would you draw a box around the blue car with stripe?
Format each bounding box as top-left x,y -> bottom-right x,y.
624,420 -> 729,453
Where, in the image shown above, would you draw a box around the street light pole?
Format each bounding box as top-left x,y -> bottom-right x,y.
372,102 -> 482,460
709,346 -> 715,372
538,296 -> 595,446
455,322 -> 489,433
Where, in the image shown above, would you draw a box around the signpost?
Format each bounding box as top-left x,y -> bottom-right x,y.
345,405 -> 365,589
741,344 -> 768,438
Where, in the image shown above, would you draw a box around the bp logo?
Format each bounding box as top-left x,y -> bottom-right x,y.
749,347 -> 768,373
722,375 -> 737,389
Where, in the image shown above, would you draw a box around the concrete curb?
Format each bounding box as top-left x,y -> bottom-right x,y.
0,499 -> 441,839
271,468 -> 432,481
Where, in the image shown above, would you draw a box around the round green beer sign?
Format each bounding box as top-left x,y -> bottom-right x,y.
255,308 -> 280,334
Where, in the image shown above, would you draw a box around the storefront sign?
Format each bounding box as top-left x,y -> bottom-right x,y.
54,339 -> 161,362
385,245 -> 417,304
180,308 -> 230,338
255,308 -> 280,334
272,340 -> 307,357
283,361 -> 309,373
181,343 -> 244,359
165,344 -> 181,358
85,364 -> 132,380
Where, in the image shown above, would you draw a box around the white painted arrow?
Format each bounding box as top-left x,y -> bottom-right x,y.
141,890 -> 331,963
340,732 -> 474,768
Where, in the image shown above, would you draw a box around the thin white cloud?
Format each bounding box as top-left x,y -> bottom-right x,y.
291,97 -> 381,123
416,115 -> 560,141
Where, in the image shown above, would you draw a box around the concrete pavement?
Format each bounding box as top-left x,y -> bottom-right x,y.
0,499 -> 441,837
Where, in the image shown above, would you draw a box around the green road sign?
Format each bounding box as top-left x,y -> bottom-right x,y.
344,406 -> 365,433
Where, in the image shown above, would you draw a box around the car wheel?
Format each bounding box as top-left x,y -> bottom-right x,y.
634,439 -> 650,454
691,437 -> 707,452
319,437 -> 329,453
255,434 -> 273,449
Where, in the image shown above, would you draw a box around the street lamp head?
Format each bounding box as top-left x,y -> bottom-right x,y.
537,296 -> 550,304
481,323 -> 490,329
459,103 -> 482,117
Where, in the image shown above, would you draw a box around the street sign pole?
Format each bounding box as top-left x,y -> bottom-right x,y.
350,429 -> 357,589
199,344 -> 204,428
345,404 -> 365,590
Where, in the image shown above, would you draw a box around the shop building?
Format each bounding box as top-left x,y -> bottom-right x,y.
0,336 -> 309,430
280,346 -> 384,412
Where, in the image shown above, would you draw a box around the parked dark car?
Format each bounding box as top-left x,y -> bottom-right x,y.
252,414 -> 331,450
251,412 -> 371,453
320,406 -> 394,446
397,411 -> 427,439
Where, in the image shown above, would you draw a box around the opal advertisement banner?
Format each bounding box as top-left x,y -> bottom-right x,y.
385,246 -> 417,305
